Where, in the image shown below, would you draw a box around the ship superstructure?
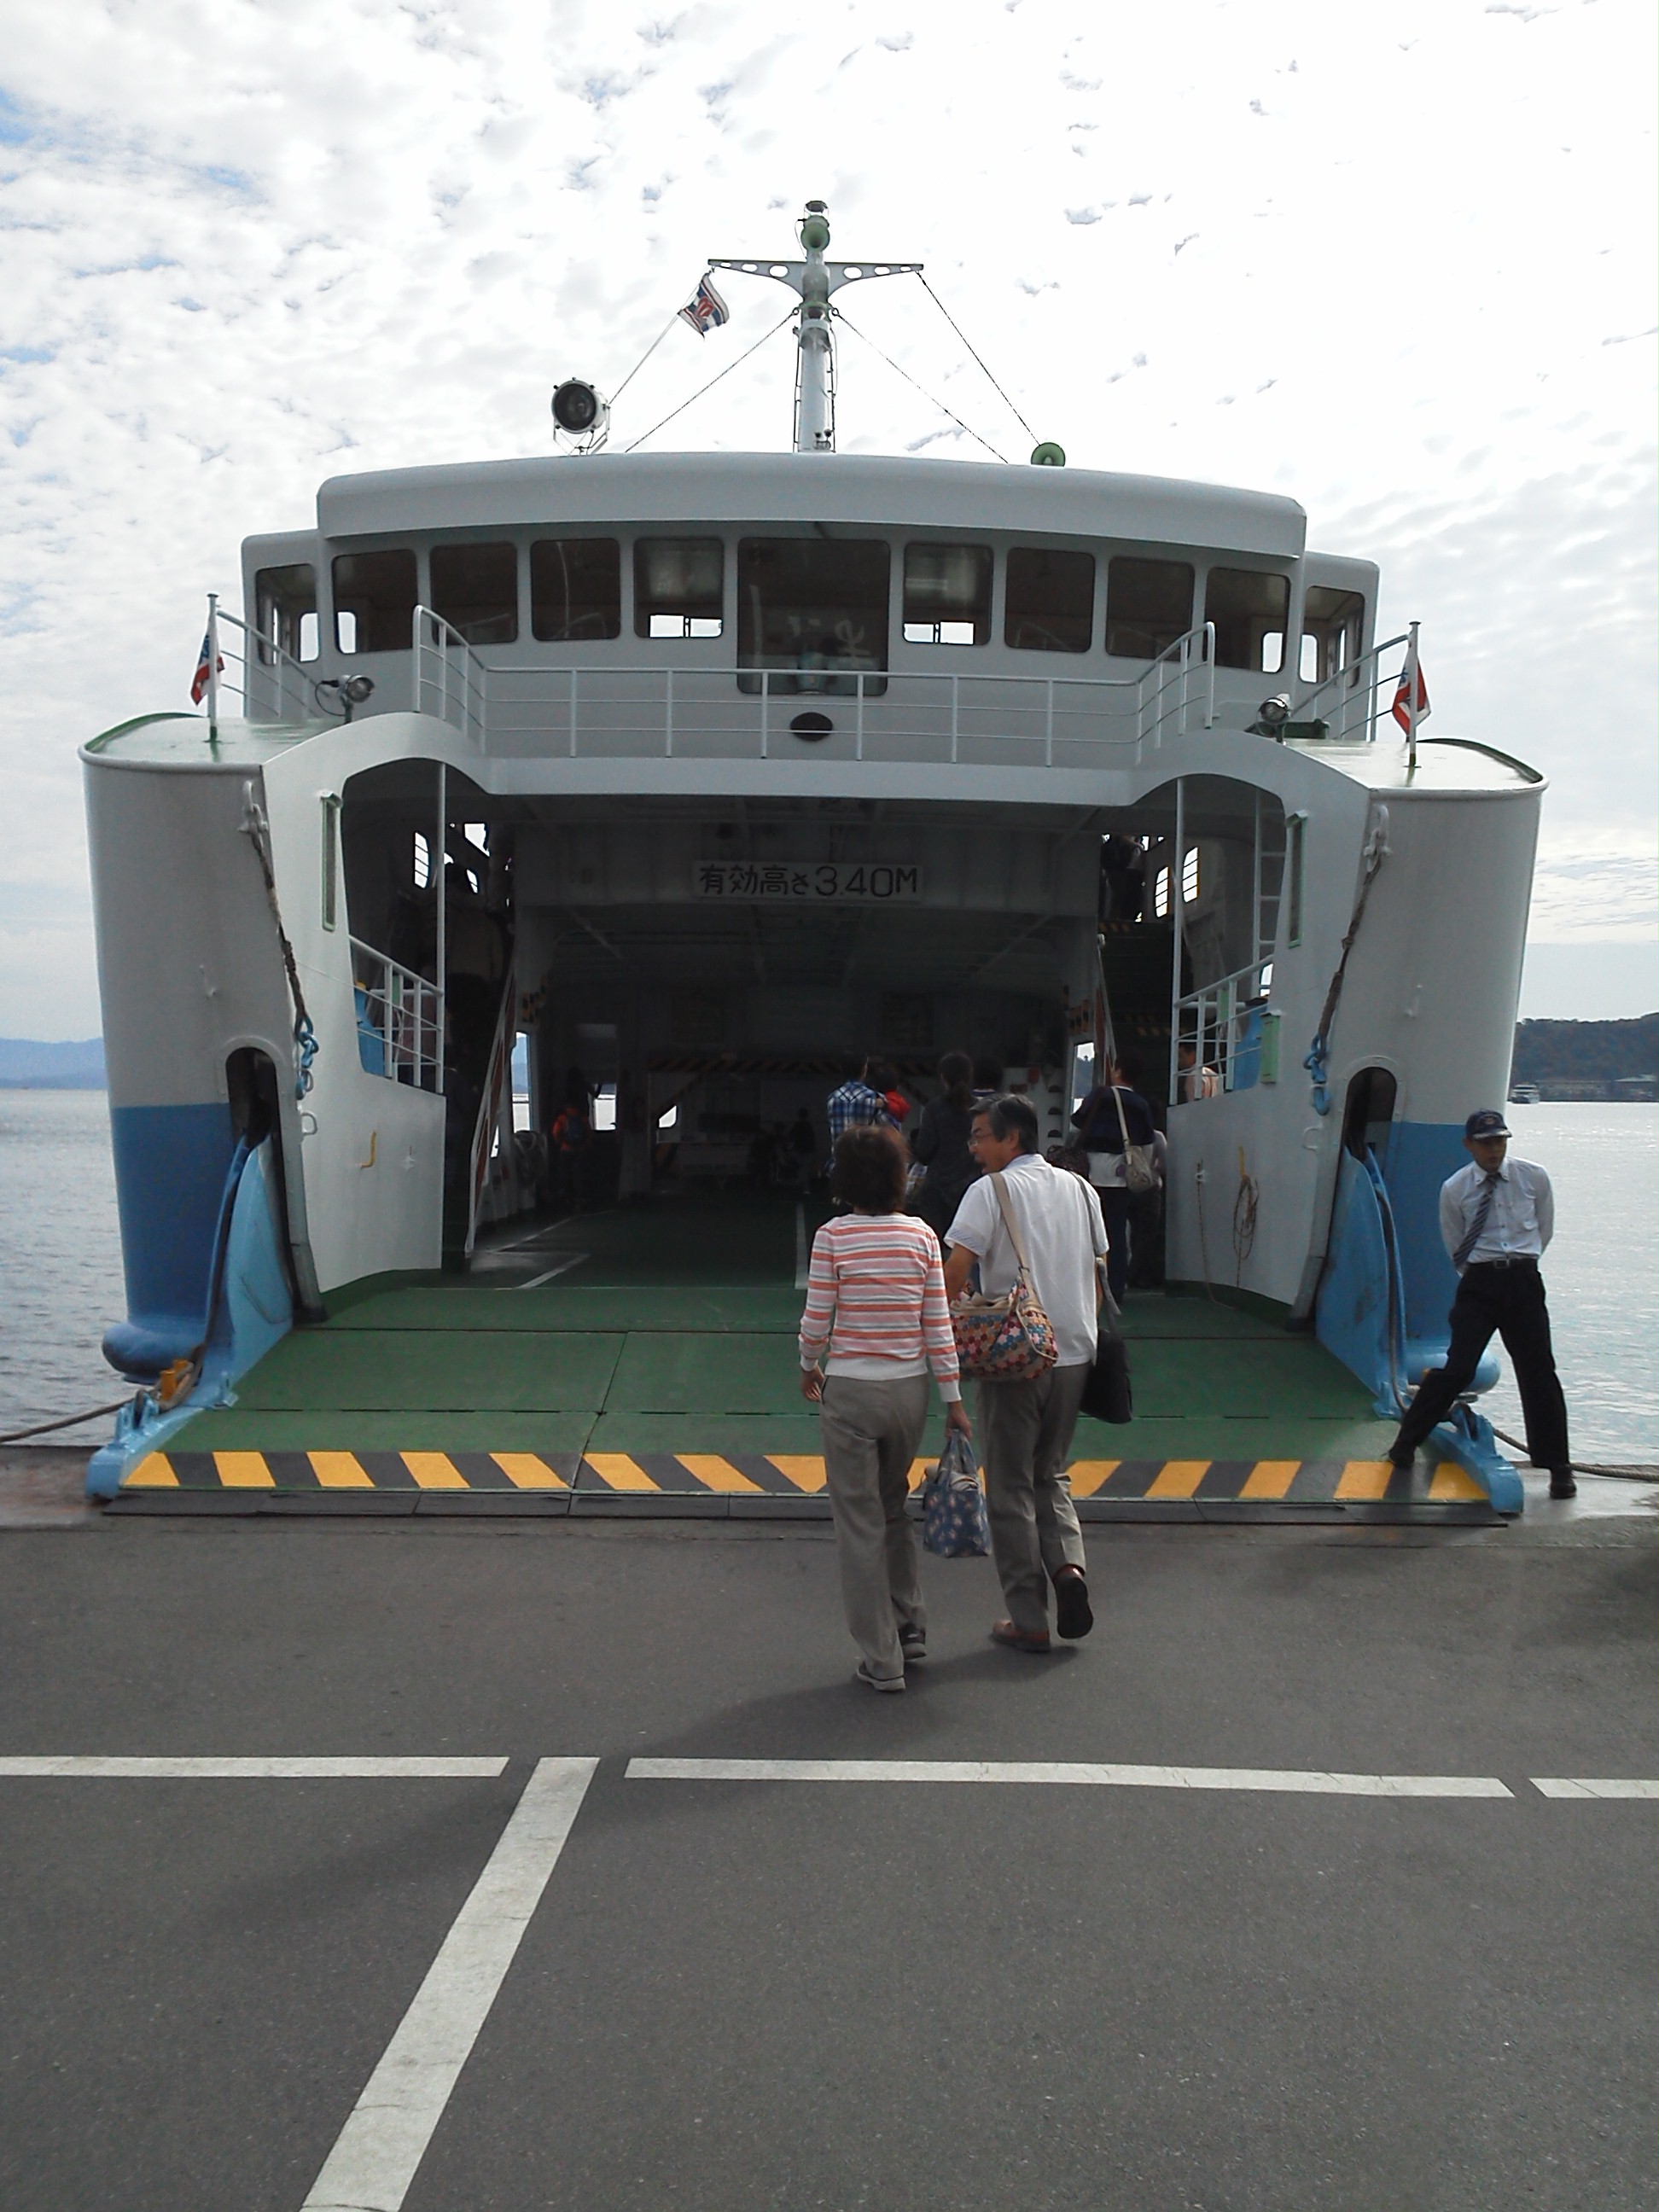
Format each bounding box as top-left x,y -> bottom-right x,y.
80,206 -> 1543,1511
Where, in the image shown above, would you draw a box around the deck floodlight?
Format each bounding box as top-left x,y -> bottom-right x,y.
1257,694 -> 1290,727
314,673 -> 375,722
551,379 -> 611,452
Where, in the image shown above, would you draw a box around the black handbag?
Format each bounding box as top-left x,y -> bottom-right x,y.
1080,1276 -> 1133,1424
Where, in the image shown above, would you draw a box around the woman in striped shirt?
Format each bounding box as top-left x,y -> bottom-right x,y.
800,1124 -> 971,1692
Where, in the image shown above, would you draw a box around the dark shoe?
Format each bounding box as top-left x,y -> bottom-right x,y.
1053,1568 -> 1093,1641
1548,1470 -> 1577,1499
1387,1443 -> 1415,1471
990,1618 -> 1052,1655
899,1627 -> 927,1666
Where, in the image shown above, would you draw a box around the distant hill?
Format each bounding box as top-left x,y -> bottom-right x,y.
1511,1015 -> 1657,1087
0,1037 -> 107,1089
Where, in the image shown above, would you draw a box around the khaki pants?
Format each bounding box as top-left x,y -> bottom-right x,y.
975,1362 -> 1090,1637
818,1374 -> 931,1679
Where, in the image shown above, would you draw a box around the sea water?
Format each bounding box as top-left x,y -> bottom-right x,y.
0,1091 -> 1655,1464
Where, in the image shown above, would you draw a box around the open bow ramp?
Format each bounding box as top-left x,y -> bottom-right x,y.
108,1193 -> 1499,1523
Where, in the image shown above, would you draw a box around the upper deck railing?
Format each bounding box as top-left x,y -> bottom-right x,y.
1287,630 -> 1412,742
407,607 -> 1217,765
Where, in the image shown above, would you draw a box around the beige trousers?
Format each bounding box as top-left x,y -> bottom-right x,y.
975,1362 -> 1090,1637
818,1373 -> 931,1679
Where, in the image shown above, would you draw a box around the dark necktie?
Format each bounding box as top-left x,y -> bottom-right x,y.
1453,1170 -> 1503,1267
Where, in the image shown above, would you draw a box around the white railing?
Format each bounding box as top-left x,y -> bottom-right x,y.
1137,622 -> 1216,749
1289,630 -> 1412,742
350,938 -> 443,1090
411,606 -> 489,747
405,610 -> 1221,765
1171,954 -> 1275,1103
209,598 -> 318,726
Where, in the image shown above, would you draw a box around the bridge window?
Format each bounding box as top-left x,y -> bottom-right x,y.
531,538 -> 620,642
254,564 -> 318,664
903,543 -> 992,645
1005,546 -> 1094,653
1105,556 -> 1194,661
334,550 -> 417,655
1299,586 -> 1365,685
736,537 -> 889,696
1204,567 -> 1289,672
430,542 -> 518,646
636,538 -> 724,639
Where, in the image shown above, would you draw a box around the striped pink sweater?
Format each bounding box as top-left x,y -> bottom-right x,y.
798,1213 -> 961,1395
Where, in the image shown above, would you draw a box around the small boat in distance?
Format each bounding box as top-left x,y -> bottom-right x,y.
1508,1082 -> 1542,1106
80,201 -> 1545,1512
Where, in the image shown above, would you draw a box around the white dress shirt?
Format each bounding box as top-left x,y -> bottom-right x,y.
1439,1155 -> 1555,1269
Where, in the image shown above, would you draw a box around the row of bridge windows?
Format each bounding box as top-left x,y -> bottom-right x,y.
256,540 -> 1365,684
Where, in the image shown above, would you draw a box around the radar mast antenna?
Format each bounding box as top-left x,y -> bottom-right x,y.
709,203 -> 921,454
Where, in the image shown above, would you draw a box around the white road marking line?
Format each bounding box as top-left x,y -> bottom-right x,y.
515,1253 -> 588,1290
301,1756 -> 597,2212
0,1756 -> 509,1779
627,1757 -> 1514,1798
1532,1778 -> 1658,1800
795,1202 -> 808,1289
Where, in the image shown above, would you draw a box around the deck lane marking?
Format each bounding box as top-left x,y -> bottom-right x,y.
765,1455 -> 826,1493
516,1254 -> 588,1290
1068,1460 -> 1120,1497
1239,1459 -> 1300,1500
302,1756 -> 597,2212
491,1452 -> 568,1489
311,1452 -> 375,1490
214,1451 -> 275,1489
0,1757 -> 508,1778
627,1758 -> 1512,1797
1532,1778 -> 1658,1800
676,1454 -> 765,1493
794,1202 -> 809,1289
400,1452 -> 469,1490
583,1453 -> 659,1492
1429,1463 -> 1484,1502
1144,1459 -> 1208,1499
1335,1460 -> 1393,1501
125,1453 -> 178,1488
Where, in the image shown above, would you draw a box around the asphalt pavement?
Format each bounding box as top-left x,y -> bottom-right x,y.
0,1493 -> 1653,2212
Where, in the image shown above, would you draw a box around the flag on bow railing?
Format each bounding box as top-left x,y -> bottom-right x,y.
678,272 -> 731,337
190,628 -> 223,707
1391,638 -> 1429,733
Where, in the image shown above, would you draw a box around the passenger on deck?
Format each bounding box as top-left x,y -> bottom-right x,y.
786,1107 -> 818,1192
799,1125 -> 969,1693
870,1059 -> 911,1130
1071,1054 -> 1157,1303
910,1051 -> 980,1240
1178,1040 -> 1220,1102
944,1095 -> 1105,1655
825,1056 -> 885,1181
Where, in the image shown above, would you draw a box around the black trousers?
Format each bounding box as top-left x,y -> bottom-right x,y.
1392,1260 -> 1571,1471
1097,1186 -> 1131,1303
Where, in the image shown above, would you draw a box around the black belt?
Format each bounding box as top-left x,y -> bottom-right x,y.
1465,1255 -> 1538,1271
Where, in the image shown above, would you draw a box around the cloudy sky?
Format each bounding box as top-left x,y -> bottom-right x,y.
1,0 -> 1653,1038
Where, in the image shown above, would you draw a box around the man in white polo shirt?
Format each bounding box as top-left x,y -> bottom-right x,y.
943,1092 -> 1107,1653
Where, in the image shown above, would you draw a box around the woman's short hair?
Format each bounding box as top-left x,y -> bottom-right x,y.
973,1092 -> 1040,1153
831,1123 -> 908,1212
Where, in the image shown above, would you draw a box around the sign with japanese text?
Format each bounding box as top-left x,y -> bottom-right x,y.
693,862 -> 923,903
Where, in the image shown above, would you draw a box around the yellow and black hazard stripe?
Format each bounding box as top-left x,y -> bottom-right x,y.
118,1452 -> 1490,1510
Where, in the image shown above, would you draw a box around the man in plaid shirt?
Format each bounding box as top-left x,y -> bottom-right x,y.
825,1054 -> 886,1157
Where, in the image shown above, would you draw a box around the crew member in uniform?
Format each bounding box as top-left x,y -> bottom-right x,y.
1388,1109 -> 1575,1496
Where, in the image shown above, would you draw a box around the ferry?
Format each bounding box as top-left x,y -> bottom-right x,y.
81,204 -> 1544,1516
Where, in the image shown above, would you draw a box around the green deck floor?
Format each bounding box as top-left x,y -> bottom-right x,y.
166,1192 -> 1397,1468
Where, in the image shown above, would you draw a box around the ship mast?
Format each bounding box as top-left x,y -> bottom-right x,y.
709,202 -> 921,455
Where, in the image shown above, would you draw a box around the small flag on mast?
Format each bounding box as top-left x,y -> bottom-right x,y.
190,630 -> 223,707
678,272 -> 731,338
1390,643 -> 1429,733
